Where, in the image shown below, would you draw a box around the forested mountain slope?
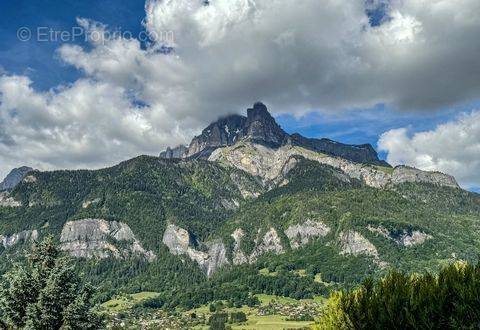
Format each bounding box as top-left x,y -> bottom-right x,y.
0,104 -> 478,308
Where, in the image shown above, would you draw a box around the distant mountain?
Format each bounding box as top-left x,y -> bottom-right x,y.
0,166 -> 33,191
0,102 -> 474,312
160,102 -> 388,166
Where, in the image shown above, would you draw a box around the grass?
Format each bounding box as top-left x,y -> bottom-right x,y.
231,314 -> 313,329
101,291 -> 160,313
192,315 -> 314,330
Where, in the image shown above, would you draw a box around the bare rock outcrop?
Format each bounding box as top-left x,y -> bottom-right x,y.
60,219 -> 155,261
285,220 -> 331,249
209,143 -> 459,189
367,225 -> 433,247
249,228 -> 284,263
162,224 -> 229,277
391,166 -> 459,188
231,228 -> 248,265
0,192 -> 21,207
338,230 -> 378,258
159,145 -> 188,159
230,227 -> 286,265
0,229 -> 38,248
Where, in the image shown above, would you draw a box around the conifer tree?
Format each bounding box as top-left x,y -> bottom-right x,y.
0,236 -> 103,329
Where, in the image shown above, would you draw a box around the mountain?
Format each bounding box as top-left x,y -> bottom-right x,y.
0,166 -> 33,191
160,102 -> 388,166
0,103 -> 476,312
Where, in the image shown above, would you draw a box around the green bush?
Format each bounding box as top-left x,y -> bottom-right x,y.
316,262 -> 480,329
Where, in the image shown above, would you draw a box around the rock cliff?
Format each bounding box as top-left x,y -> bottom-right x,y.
338,230 -> 378,258
185,114 -> 248,158
249,228 -> 285,263
162,224 -> 229,277
159,145 -> 188,159
285,220 -> 331,249
290,134 -> 389,166
231,228 -> 248,265
391,166 -> 458,188
367,225 -> 432,247
0,229 -> 38,248
0,192 -> 22,207
209,142 -> 459,189
60,219 -> 155,261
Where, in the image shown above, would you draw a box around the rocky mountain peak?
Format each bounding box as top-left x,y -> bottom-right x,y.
244,102 -> 288,146
160,102 -> 387,166
161,103 -> 285,159
184,114 -> 247,158
0,166 -> 33,191
247,102 -> 270,121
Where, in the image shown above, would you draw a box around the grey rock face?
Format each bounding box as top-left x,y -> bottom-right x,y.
174,102 -> 289,159
209,143 -> 459,190
285,220 -> 331,249
203,241 -> 229,277
230,227 -> 286,265
159,145 -> 188,159
0,229 -> 38,248
0,192 -> 22,207
243,102 -> 288,147
249,228 -> 284,263
158,114 -> 245,160
0,166 -> 33,191
60,219 -> 155,261
231,228 -> 248,265
338,230 -> 378,258
391,166 -> 459,188
290,134 -> 388,166
367,225 -> 432,247
162,224 -> 229,277
162,224 -> 194,255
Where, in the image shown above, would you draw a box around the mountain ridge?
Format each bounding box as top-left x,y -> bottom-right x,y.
160,102 -> 389,166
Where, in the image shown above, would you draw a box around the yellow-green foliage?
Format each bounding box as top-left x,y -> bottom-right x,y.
316,262 -> 480,329
313,292 -> 352,330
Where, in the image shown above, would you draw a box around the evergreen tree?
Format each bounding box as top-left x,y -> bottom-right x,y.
0,236 -> 103,329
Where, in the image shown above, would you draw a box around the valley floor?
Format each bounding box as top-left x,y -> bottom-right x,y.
103,292 -> 321,329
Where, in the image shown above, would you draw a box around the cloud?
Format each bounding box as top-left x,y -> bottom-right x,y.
378,111 -> 480,188
1,0 -> 480,178
0,75 -> 193,176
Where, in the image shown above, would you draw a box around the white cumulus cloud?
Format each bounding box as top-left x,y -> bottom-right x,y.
378,111 -> 480,189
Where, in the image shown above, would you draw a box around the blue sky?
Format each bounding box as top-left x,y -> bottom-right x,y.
0,0 -> 146,90
0,0 -> 462,146
1,0 -> 480,190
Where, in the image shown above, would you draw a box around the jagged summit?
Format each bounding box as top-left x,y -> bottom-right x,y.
160,102 -> 388,166
244,102 -> 288,146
